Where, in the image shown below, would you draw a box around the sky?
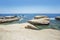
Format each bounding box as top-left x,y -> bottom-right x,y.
0,0 -> 60,13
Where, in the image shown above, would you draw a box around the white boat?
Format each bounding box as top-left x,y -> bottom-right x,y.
0,16 -> 20,23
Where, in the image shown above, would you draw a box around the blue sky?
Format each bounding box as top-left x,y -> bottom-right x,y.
0,0 -> 60,13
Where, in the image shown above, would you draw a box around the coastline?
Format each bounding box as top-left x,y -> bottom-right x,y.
0,14 -> 60,40
0,23 -> 60,40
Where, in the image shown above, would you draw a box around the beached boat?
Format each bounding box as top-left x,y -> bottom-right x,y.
0,16 -> 20,23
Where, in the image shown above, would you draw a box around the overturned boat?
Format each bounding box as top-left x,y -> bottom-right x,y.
0,16 -> 20,23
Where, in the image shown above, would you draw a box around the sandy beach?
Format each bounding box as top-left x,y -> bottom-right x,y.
0,23 -> 60,40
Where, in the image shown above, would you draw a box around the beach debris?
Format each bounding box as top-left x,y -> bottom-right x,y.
55,16 -> 60,20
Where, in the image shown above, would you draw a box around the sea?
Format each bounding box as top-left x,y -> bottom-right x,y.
0,13 -> 60,30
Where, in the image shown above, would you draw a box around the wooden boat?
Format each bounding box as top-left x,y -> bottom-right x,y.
0,16 -> 20,23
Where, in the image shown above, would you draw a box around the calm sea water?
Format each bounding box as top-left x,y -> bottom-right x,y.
0,13 -> 60,30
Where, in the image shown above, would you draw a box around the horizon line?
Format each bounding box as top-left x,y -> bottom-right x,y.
0,13 -> 60,14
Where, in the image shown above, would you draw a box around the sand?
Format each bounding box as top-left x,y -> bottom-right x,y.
0,23 -> 60,40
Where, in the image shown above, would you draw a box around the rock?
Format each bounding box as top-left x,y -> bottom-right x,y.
25,23 -> 38,30
20,23 -> 38,30
55,16 -> 60,20
28,19 -> 50,25
0,16 -> 19,23
34,15 -> 48,19
28,15 -> 50,25
0,23 -> 38,31
41,18 -> 50,21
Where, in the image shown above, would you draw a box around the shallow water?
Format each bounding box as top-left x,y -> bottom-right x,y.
0,18 -> 60,30
0,14 -> 60,30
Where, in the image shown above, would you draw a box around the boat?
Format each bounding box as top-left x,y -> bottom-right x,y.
0,16 -> 20,23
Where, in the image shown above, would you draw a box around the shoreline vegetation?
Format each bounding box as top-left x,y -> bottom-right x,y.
0,15 -> 60,40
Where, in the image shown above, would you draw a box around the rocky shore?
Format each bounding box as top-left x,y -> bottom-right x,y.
0,15 -> 60,40
0,24 -> 60,40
